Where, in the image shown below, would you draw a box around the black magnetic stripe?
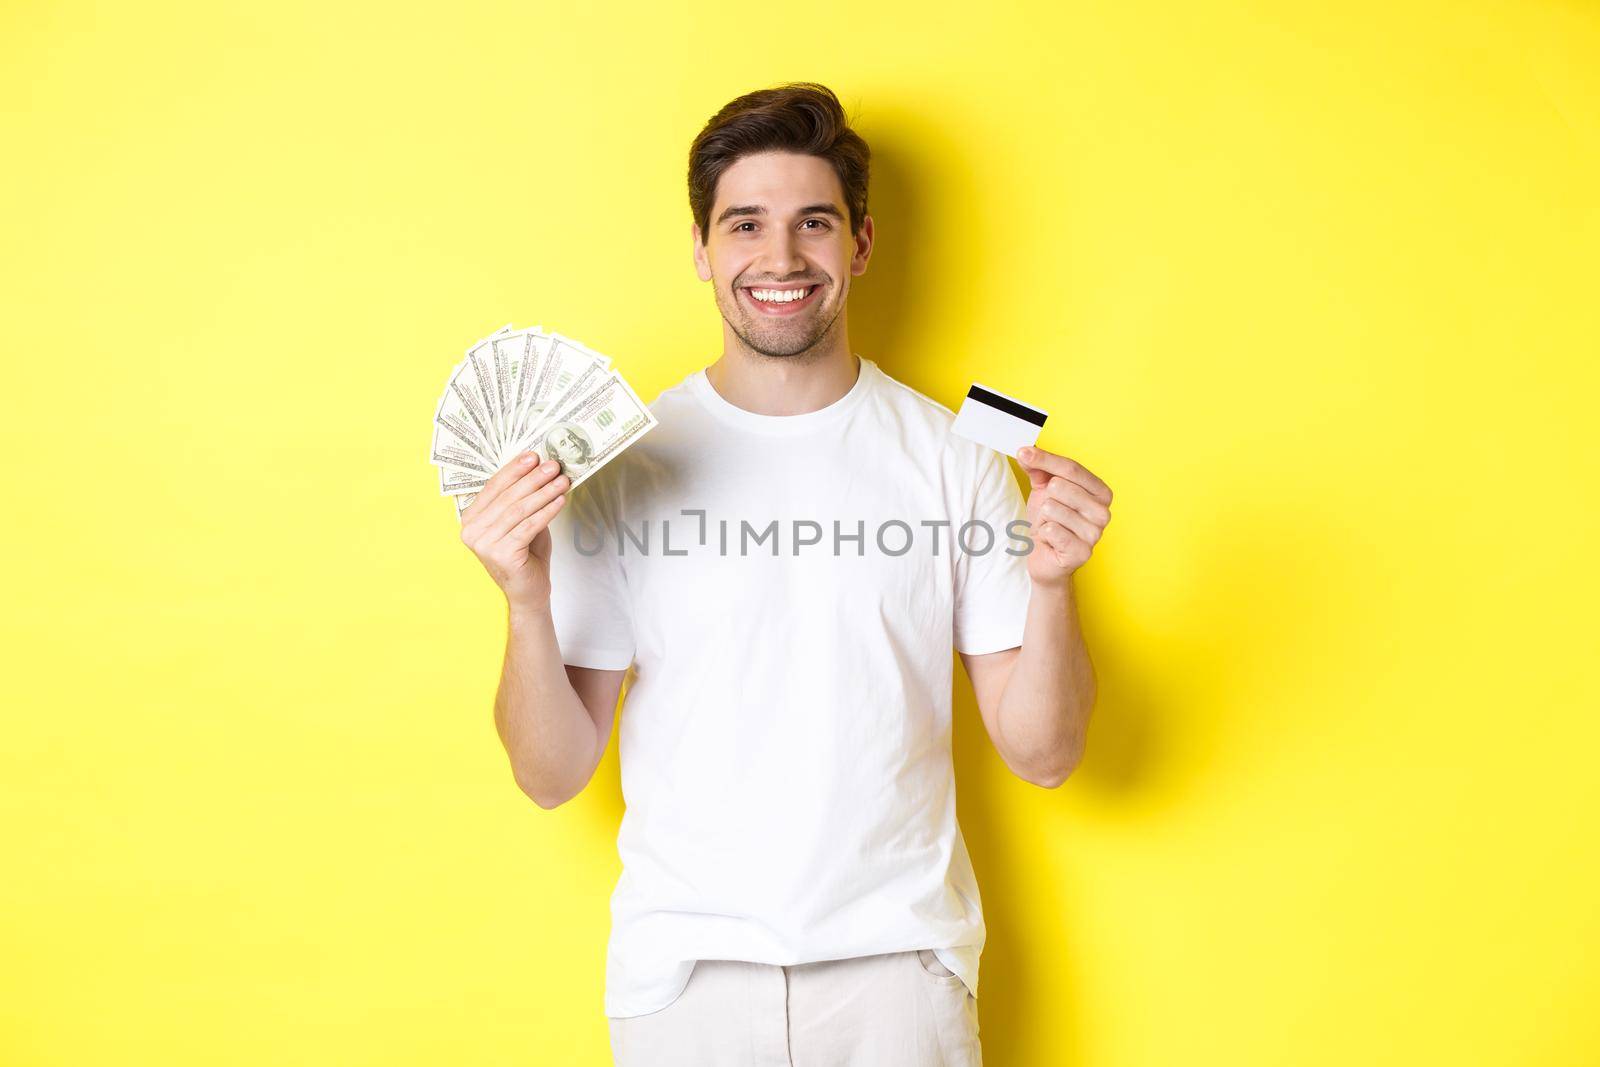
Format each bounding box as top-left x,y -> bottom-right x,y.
966,385 -> 1047,427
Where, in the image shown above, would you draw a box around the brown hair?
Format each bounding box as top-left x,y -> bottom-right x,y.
688,82 -> 871,241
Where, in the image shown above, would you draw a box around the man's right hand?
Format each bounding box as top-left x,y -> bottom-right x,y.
459,450 -> 571,610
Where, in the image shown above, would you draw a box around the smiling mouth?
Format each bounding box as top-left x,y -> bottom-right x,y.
740,283 -> 821,314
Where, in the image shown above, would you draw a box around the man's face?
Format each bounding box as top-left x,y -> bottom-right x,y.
693,151 -> 872,359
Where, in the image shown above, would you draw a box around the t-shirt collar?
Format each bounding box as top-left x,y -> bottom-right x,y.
688,353 -> 876,436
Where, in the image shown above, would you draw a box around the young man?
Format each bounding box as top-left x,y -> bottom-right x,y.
459,82 -> 1112,1066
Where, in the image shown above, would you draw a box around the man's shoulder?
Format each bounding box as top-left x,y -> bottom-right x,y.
642,366 -> 701,417
866,360 -> 997,479
868,360 -> 960,427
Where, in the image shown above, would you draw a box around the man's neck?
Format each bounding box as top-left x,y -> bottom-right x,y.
704,329 -> 860,417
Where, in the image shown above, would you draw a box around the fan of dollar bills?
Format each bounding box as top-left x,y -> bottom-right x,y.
430,324 -> 657,516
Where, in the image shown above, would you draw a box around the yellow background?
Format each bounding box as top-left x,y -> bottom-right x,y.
3,2 -> 1596,1064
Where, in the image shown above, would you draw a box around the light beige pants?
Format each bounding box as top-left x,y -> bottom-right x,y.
607,948 -> 982,1066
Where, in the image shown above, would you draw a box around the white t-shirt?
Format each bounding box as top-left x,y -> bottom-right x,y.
545,354 -> 1033,1018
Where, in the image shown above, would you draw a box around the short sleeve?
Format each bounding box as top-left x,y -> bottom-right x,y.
952,447 -> 1033,655
544,474 -> 635,670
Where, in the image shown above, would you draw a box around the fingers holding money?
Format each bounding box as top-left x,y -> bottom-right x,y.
466,451 -> 567,528
484,468 -> 569,546
455,450 -> 567,606
498,487 -> 568,551
461,450 -> 542,522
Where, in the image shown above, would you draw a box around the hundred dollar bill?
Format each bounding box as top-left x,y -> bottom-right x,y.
432,323 -> 653,515
545,331 -> 610,369
439,464 -> 491,495
444,369 -> 656,495
503,336 -> 609,459
504,328 -> 554,447
433,363 -> 498,467
431,416 -> 492,469
522,355 -> 606,443
435,437 -> 499,497
430,325 -> 511,466
490,328 -> 542,444
462,332 -> 503,457
526,368 -> 657,489
433,441 -> 496,476
441,348 -> 607,495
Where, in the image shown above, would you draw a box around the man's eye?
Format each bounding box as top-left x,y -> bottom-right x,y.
734,222 -> 756,233
802,219 -> 830,230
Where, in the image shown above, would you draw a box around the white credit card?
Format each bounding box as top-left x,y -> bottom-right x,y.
950,382 -> 1048,457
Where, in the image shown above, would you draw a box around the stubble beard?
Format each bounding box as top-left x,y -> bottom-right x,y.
721,279 -> 846,361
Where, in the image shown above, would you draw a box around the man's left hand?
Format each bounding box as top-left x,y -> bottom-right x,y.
1015,445 -> 1113,588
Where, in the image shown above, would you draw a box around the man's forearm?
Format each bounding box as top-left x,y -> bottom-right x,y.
494,603 -> 598,807
996,577 -> 1097,786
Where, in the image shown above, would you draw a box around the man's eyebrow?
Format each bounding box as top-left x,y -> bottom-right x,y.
714,203 -> 846,226
715,205 -> 764,225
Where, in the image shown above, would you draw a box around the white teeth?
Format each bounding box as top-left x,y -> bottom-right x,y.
750,287 -> 810,303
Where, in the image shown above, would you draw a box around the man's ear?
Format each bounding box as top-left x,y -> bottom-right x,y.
850,214 -> 874,277
692,223 -> 712,282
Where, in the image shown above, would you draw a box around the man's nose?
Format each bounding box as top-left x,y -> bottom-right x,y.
759,226 -> 806,277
